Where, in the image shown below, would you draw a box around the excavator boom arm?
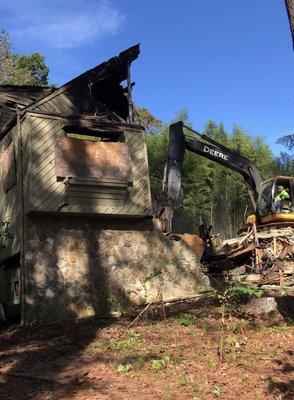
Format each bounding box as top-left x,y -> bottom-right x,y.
157,121 -> 263,232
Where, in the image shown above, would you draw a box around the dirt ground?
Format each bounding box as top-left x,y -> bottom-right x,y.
0,308 -> 293,400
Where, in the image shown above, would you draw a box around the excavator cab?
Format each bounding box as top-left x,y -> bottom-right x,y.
257,176 -> 294,224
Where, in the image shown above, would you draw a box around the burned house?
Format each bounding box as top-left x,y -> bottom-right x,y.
0,45 -> 206,324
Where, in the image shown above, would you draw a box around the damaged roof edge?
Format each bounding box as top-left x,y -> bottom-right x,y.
0,44 -> 140,136
26,43 -> 140,112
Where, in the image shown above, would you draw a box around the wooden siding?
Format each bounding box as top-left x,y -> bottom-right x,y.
22,117 -> 33,215
0,126 -> 21,260
29,114 -> 152,216
30,91 -> 79,115
0,105 -> 15,132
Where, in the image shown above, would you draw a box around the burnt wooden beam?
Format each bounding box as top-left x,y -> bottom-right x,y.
127,62 -> 134,122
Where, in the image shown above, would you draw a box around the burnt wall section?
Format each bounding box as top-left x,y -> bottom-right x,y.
23,215 -> 209,323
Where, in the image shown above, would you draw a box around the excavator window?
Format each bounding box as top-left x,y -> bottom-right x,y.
273,178 -> 293,214
258,180 -> 273,216
258,177 -> 294,217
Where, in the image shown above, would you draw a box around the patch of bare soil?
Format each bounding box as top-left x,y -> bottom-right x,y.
0,310 -> 293,400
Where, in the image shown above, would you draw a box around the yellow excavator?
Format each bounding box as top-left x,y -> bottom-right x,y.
156,123 -> 293,288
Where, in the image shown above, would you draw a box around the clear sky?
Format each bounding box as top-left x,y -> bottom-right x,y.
0,0 -> 293,155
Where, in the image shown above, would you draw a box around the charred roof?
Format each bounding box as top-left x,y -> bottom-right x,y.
0,85 -> 55,109
0,44 -> 140,134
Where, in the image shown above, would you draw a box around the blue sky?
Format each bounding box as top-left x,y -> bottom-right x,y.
0,0 -> 293,155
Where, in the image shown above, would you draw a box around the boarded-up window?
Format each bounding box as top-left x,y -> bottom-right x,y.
55,136 -> 132,181
55,135 -> 133,207
2,141 -> 17,192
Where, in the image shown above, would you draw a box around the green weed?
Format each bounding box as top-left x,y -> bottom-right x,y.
117,363 -> 132,373
176,313 -> 197,326
110,331 -> 140,354
151,355 -> 172,370
226,334 -> 241,350
213,386 -> 222,398
206,356 -> 218,368
88,340 -> 105,351
175,375 -> 186,388
136,356 -> 146,369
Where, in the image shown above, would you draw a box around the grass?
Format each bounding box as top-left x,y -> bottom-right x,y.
151,355 -> 172,371
175,313 -> 197,326
206,356 -> 218,368
117,363 -> 133,373
175,375 -> 186,388
213,386 -> 222,398
110,331 -> 140,354
88,339 -> 105,352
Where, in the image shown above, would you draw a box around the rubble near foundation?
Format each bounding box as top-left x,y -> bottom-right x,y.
201,225 -> 294,296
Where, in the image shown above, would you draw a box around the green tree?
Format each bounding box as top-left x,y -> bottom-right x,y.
147,110 -> 276,237
15,53 -> 49,85
134,107 -> 162,134
275,133 -> 294,176
0,30 -> 15,84
0,29 -> 49,86
277,133 -> 294,151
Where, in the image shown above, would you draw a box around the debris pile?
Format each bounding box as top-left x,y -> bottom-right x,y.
203,225 -> 294,294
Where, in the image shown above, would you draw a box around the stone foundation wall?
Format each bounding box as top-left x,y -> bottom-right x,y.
23,215 -> 209,323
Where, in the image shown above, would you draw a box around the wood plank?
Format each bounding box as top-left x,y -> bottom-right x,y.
31,118 -> 51,136
33,167 -> 56,195
32,126 -> 58,155
32,146 -> 55,165
38,181 -> 64,208
35,181 -> 63,209
50,96 -> 72,115
65,196 -> 124,207
33,171 -> 56,197
21,118 -> 32,213
55,137 -> 132,181
35,103 -> 52,113
66,191 -> 126,200
59,93 -> 79,113
31,117 -> 60,141
32,120 -> 60,148
33,156 -> 55,176
44,191 -> 66,212
34,163 -> 57,189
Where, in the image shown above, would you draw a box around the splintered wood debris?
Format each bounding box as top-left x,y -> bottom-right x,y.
203,225 -> 294,292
